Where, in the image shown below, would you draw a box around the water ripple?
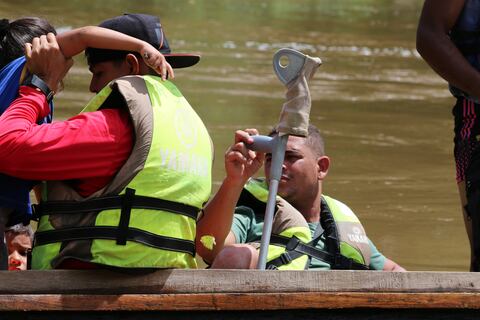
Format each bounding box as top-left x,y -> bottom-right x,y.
218,40 -> 420,59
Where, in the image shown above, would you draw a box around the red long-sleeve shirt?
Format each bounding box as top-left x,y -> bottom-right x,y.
0,86 -> 134,197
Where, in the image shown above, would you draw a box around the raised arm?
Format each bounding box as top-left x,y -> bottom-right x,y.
196,129 -> 264,263
56,26 -> 173,80
416,0 -> 480,97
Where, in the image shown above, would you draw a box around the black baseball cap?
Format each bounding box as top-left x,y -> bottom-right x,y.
86,13 -> 200,68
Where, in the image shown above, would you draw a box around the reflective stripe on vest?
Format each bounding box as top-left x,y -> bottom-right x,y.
32,75 -> 212,270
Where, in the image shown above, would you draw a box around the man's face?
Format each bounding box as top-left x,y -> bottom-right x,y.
264,135 -> 322,207
6,231 -> 31,271
89,60 -> 131,93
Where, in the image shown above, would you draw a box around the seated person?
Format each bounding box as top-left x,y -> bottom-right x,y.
0,14 -> 211,270
5,223 -> 33,271
0,16 -> 173,269
197,125 -> 406,271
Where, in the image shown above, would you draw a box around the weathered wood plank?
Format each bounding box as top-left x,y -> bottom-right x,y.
1,292 -> 480,311
3,309 -> 480,320
0,270 -> 479,294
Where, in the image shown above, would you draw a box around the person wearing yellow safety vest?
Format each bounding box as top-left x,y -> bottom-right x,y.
32,74 -> 212,270
197,125 -> 405,271
0,14 -> 213,270
235,178 -> 372,270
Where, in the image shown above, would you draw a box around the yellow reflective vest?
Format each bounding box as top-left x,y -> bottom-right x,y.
238,178 -> 371,270
32,75 -> 212,270
239,179 -> 312,270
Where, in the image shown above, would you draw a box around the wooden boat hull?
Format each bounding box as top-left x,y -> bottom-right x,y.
1,269 -> 480,319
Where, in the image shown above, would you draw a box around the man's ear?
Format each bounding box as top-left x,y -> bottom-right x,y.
317,156 -> 330,180
125,53 -> 141,75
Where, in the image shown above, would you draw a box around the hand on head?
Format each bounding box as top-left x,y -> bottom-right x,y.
140,44 -> 174,81
24,32 -> 73,93
225,128 -> 265,184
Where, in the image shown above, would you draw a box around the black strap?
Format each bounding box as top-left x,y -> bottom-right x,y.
34,226 -> 196,257
267,234 -> 369,270
22,74 -> 55,102
320,199 -> 341,257
31,193 -> 199,221
268,234 -> 334,266
117,188 -> 135,245
267,249 -> 300,268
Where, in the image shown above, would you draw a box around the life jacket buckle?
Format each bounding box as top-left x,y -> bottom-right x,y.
277,251 -> 293,266
285,236 -> 300,251
266,264 -> 279,270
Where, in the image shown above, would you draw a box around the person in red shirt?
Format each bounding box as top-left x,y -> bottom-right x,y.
0,14 -> 205,269
0,20 -> 174,195
0,16 -> 174,269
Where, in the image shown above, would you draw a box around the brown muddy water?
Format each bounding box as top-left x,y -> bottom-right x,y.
1,0 -> 467,270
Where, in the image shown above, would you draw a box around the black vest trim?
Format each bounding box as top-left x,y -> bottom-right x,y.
237,188 -> 269,215
267,234 -> 368,270
31,192 -> 199,221
34,226 -> 196,257
266,198 -> 369,270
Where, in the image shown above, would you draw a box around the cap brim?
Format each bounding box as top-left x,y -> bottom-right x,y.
165,54 -> 200,69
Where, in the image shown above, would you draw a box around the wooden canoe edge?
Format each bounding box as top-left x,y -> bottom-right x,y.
1,292 -> 480,311
2,270 -> 480,294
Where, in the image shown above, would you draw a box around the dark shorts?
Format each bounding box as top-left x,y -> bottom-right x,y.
453,97 -> 480,184
454,98 -> 480,269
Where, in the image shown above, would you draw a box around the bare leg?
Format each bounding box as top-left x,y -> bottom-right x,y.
211,244 -> 258,269
459,181 -> 480,271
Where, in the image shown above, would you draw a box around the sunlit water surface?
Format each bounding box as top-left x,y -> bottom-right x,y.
1,0 -> 467,270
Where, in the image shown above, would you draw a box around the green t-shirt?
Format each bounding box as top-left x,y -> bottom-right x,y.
231,205 -> 386,270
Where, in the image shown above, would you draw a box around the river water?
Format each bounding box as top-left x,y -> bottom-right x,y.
1,0 -> 467,271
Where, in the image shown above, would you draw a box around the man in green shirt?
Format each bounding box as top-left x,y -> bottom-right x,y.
197,125 -> 405,271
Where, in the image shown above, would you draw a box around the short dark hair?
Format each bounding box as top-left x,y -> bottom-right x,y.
269,124 -> 325,157
85,48 -> 133,66
5,223 -> 34,242
85,50 -> 159,76
0,17 -> 56,69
